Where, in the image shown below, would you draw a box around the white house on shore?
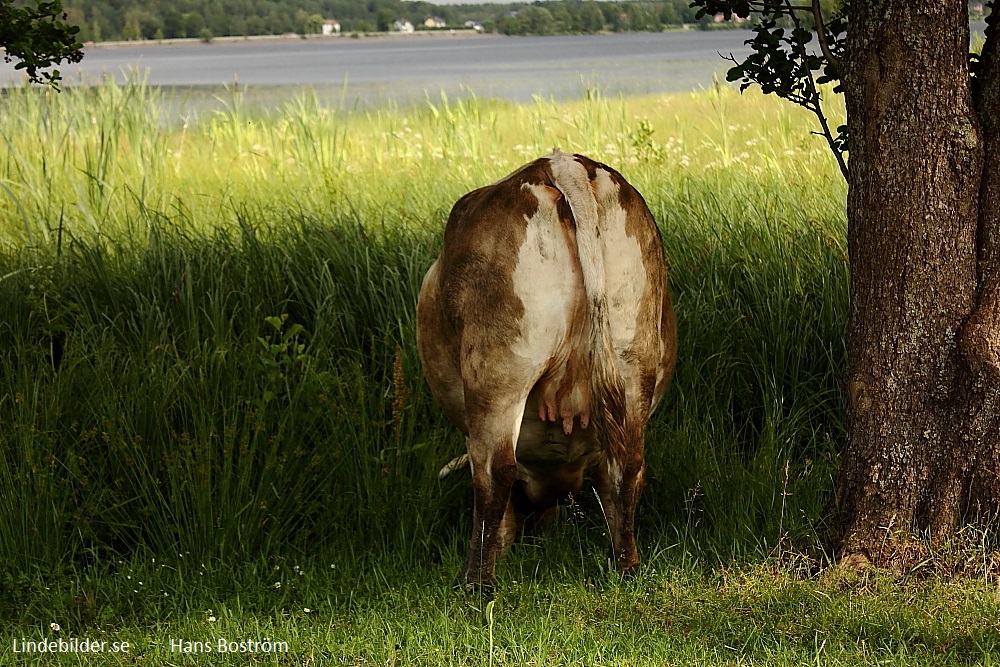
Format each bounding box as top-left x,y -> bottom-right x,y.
322,19 -> 341,35
393,19 -> 415,33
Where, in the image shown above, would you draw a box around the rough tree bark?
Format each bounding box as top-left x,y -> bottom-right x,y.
833,0 -> 1000,562
965,1 -> 1000,518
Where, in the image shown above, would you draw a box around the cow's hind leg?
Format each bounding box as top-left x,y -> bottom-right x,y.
594,430 -> 646,575
458,394 -> 527,591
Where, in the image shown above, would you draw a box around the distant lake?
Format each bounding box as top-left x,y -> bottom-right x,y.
2,31 -> 756,108
0,24 -> 989,109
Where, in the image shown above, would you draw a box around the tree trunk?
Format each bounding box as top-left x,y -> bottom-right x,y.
834,0 -> 1000,563
965,3 -> 1000,515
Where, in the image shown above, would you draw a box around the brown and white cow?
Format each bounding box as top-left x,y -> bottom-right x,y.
417,151 -> 676,588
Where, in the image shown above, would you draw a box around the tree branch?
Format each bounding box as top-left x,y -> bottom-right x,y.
812,0 -> 842,77
783,0 -> 849,180
811,108 -> 850,180
700,0 -> 849,179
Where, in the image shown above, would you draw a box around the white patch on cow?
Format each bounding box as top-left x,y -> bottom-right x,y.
591,168 -> 647,351
509,183 -> 577,370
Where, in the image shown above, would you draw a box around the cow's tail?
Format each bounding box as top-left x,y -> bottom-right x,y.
545,151 -> 629,458
438,453 -> 470,479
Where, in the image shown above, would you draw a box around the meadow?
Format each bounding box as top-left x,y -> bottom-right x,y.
1,79 -> 997,665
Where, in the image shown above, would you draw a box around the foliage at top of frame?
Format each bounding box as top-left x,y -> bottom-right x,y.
0,0 -> 84,88
690,0 -> 848,162
691,0 -> 850,178
691,0 -> 995,172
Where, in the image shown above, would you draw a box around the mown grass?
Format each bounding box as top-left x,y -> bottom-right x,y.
3,550 -> 999,665
3,78 -> 975,665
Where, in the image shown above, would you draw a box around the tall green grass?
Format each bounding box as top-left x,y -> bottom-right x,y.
0,79 -> 848,611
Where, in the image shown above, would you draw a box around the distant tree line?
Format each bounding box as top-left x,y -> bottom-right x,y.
60,0 -> 723,42
492,1 -> 707,35
59,0 -> 989,43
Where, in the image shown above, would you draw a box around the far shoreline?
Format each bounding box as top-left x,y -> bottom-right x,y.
83,28 -> 497,50
80,25 -> 731,51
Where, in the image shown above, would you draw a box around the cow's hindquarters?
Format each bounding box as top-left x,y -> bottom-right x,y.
417,152 -> 676,588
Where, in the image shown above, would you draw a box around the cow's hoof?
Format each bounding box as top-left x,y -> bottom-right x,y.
453,573 -> 496,598
612,554 -> 639,578
618,562 -> 640,578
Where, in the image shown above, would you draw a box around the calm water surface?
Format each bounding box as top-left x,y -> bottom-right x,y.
3,31 -> 757,107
